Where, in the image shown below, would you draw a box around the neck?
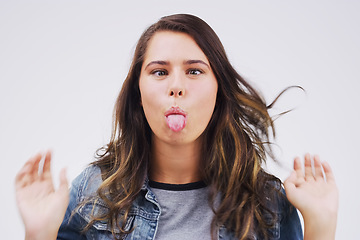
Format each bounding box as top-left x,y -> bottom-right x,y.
150,135 -> 202,184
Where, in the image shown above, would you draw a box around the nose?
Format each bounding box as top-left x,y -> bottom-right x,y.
169,89 -> 184,97
168,72 -> 185,97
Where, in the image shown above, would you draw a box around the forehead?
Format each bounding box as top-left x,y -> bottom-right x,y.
143,31 -> 209,63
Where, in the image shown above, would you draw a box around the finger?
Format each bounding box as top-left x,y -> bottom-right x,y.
322,161 -> 336,183
293,157 -> 303,178
304,153 -> 315,181
29,153 -> 42,181
56,168 -> 70,217
288,161 -> 306,186
313,155 -> 324,180
41,150 -> 52,180
15,159 -> 34,189
16,154 -> 42,188
284,171 -> 304,204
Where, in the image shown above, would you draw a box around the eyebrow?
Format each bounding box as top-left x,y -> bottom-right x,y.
144,59 -> 210,70
184,60 -> 210,69
144,60 -> 169,70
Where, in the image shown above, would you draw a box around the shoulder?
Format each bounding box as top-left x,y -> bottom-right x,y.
70,164 -> 104,202
66,165 -> 112,230
262,180 -> 299,221
59,165 -> 132,239
269,184 -> 303,240
58,165 -> 104,238
260,179 -> 303,239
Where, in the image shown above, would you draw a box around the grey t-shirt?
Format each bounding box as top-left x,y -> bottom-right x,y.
149,180 -> 215,240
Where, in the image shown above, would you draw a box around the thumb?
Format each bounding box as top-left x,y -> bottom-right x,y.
58,168 -> 69,198
284,171 -> 297,189
284,171 -> 298,202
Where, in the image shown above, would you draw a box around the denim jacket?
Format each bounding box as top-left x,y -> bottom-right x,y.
57,165 -> 303,240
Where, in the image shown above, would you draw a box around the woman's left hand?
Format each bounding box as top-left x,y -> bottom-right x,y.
284,154 -> 339,240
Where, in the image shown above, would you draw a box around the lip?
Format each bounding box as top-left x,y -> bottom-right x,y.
164,107 -> 187,117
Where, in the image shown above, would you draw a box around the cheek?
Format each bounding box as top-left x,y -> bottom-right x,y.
141,83 -> 165,106
191,81 -> 218,124
193,81 -> 217,108
140,77 -> 152,106
139,81 -> 151,119
140,88 -> 154,119
139,81 -> 165,128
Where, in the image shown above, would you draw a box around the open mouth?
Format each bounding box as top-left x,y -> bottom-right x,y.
165,107 -> 187,132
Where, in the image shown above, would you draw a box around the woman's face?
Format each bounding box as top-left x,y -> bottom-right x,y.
139,31 -> 218,145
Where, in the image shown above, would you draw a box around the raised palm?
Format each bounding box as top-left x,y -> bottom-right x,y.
284,154 -> 338,239
15,151 -> 69,240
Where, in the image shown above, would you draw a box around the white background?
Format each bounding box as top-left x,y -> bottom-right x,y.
1,1 -> 359,239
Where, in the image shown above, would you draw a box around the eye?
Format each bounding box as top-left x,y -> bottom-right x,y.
151,69 -> 168,77
187,69 -> 203,75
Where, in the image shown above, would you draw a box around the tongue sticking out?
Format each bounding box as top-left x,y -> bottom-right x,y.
166,114 -> 186,132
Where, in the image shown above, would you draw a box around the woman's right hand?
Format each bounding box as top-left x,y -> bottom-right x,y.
15,151 -> 69,240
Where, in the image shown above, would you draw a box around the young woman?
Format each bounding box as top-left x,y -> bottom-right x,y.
15,14 -> 338,240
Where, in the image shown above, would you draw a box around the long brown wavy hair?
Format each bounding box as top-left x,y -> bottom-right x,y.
89,14 -> 283,239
